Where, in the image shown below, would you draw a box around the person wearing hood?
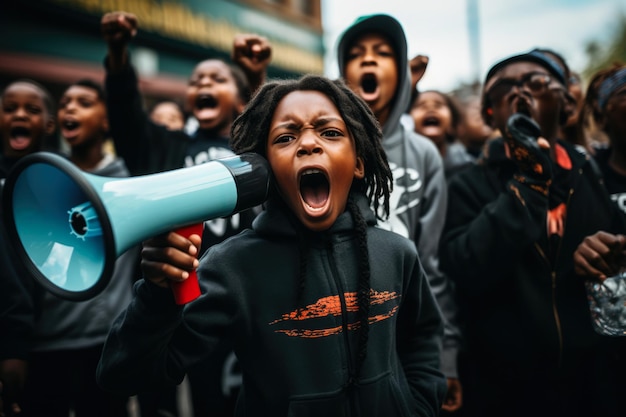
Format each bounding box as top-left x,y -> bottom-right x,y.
96,74 -> 447,416
336,14 -> 462,414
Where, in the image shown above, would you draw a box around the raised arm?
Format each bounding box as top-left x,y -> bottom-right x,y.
231,33 -> 272,96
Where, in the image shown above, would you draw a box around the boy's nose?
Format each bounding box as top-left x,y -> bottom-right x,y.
362,50 -> 377,64
297,131 -> 322,155
197,75 -> 213,86
65,100 -> 78,111
14,106 -> 29,118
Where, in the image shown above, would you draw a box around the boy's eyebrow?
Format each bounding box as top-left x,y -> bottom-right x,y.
273,116 -> 344,129
313,116 -> 344,126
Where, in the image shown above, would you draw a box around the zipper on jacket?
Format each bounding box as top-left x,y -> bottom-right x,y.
534,185 -> 574,367
534,237 -> 565,368
551,270 -> 564,366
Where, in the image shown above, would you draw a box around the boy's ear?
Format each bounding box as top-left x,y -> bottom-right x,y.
102,117 -> 110,135
481,101 -> 494,128
354,156 -> 365,180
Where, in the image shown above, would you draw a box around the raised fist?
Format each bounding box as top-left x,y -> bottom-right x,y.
101,11 -> 138,50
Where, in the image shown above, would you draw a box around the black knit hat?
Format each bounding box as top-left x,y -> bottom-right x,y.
484,49 -> 567,86
336,14 -> 407,73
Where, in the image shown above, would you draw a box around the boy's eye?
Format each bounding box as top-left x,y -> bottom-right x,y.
274,134 -> 295,144
346,48 -> 361,61
322,129 -> 342,138
79,99 -> 94,108
26,105 -> 42,115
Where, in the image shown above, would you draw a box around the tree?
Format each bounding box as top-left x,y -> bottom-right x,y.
583,12 -> 626,79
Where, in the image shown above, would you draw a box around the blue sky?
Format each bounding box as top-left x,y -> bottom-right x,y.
322,0 -> 625,92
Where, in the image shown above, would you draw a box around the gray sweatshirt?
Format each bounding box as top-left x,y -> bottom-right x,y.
336,14 -> 460,378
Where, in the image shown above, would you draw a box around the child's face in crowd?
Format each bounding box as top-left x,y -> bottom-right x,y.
343,32 -> 398,126
58,85 -> 109,148
186,60 -> 244,132
0,82 -> 54,158
484,62 -> 564,137
458,96 -> 493,148
266,90 -> 364,232
564,76 -> 583,129
150,102 -> 184,131
410,91 -> 453,146
603,81 -> 626,140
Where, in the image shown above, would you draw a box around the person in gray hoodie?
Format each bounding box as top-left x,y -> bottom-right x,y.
336,14 -> 462,413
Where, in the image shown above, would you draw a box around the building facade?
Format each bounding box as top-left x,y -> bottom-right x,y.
0,0 -> 324,105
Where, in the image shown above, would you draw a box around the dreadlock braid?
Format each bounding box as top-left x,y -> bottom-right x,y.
347,196 -> 371,381
295,226 -> 311,318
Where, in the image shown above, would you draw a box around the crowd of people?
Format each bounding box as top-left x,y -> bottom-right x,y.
1,8 -> 625,417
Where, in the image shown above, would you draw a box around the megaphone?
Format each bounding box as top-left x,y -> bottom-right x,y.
2,152 -> 271,303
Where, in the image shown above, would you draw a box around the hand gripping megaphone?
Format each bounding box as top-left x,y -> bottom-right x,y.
2,152 -> 271,303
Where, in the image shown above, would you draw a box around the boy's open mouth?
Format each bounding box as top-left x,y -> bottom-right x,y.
195,94 -> 218,109
423,116 -> 441,127
62,120 -> 80,132
9,126 -> 32,150
361,73 -> 378,94
299,168 -> 329,209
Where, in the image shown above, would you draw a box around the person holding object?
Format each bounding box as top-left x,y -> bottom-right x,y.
101,11 -> 273,415
574,231 -> 626,280
439,49 -> 626,417
96,74 -> 447,416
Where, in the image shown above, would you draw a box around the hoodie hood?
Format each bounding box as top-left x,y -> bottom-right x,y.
336,14 -> 411,137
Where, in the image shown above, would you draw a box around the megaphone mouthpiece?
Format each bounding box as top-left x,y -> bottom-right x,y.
68,201 -> 102,240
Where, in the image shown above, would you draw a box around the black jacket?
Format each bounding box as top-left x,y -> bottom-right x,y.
97,195 -> 447,416
440,137 -> 625,361
104,60 -> 258,253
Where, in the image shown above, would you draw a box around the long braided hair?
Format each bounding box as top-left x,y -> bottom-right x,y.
230,75 -> 392,382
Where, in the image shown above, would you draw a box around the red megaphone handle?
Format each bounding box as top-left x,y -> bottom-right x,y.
171,223 -> 203,305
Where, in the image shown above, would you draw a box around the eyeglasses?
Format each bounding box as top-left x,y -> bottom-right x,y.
485,72 -> 552,104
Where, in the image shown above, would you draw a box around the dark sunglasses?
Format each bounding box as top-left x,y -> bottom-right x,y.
486,72 -> 552,104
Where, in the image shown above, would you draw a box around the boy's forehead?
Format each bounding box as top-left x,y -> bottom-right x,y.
3,83 -> 46,101
192,60 -> 232,75
485,62 -> 546,90
64,85 -> 100,97
351,31 -> 395,50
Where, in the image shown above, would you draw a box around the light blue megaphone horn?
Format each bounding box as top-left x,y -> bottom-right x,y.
2,152 -> 271,302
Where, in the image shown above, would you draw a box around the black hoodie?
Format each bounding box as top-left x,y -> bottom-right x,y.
97,194 -> 447,416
